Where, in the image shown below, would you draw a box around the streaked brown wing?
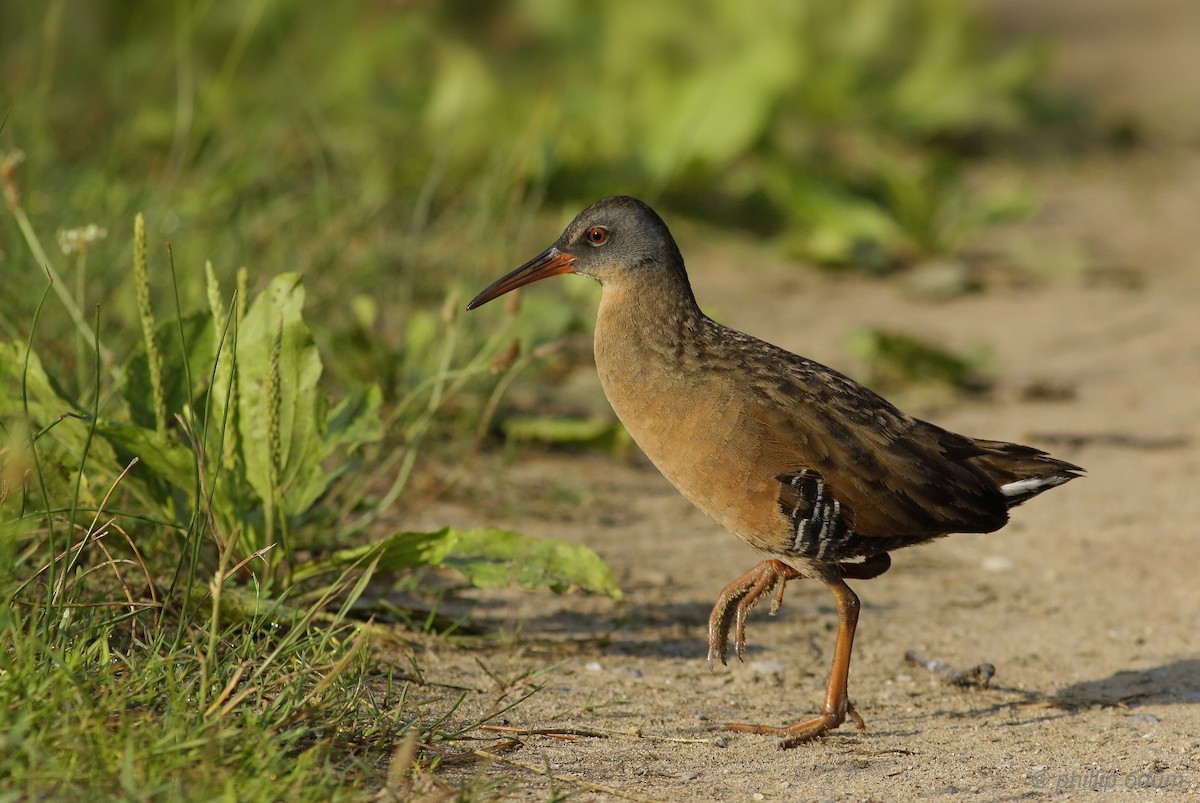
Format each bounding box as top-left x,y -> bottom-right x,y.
756,356 -> 1011,540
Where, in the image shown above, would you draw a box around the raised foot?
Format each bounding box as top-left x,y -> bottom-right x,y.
717,702 -> 867,749
706,560 -> 801,668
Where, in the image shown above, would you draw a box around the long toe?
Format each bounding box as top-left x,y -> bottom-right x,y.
716,709 -> 851,747
777,712 -> 847,748
707,602 -> 738,668
709,561 -> 802,667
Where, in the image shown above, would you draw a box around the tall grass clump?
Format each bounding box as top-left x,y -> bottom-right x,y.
0,202 -> 618,797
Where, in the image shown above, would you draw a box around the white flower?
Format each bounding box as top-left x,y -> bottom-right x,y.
57,224 -> 108,255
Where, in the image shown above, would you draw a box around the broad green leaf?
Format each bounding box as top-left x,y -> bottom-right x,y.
0,343 -> 78,419
93,421 -> 196,497
297,527 -> 622,599
236,274 -> 329,515
0,343 -> 121,510
502,415 -> 629,452
325,385 -> 383,453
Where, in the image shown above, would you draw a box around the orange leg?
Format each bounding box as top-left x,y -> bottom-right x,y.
720,578 -> 864,746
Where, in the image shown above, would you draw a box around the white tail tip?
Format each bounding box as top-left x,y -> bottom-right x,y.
1000,475 -> 1071,498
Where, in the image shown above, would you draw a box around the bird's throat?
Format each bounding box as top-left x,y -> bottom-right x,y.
593,275 -> 703,386
593,275 -> 711,468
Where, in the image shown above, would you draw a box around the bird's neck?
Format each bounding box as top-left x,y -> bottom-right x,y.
592,269 -> 707,428
594,270 -> 703,363
591,269 -> 730,515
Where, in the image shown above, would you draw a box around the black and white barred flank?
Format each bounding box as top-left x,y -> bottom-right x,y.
774,469 -> 955,562
778,470 -> 848,559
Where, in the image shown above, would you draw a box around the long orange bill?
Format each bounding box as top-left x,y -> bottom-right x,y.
466,247 -> 577,310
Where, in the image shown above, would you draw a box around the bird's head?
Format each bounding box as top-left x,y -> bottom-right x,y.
466,196 -> 686,310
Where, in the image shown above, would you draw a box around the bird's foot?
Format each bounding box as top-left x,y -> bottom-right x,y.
706,560 -> 802,668
716,701 -> 866,749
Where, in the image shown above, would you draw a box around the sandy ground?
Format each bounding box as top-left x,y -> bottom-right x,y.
398,2 -> 1200,800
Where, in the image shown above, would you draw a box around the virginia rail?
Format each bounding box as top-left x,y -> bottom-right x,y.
467,196 -> 1082,747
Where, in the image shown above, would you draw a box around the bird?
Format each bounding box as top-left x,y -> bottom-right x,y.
466,196 -> 1082,748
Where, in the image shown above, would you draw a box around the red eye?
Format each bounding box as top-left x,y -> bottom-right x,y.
587,226 -> 608,245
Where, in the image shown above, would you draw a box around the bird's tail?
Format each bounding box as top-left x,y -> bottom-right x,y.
968,439 -> 1084,508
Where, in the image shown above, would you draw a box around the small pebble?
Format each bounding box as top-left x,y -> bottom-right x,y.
585,661 -> 602,671
750,660 -> 784,674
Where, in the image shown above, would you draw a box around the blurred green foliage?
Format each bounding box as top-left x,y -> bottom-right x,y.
845,325 -> 991,393
2,1 -> 1056,364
